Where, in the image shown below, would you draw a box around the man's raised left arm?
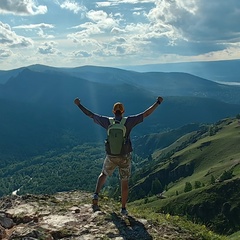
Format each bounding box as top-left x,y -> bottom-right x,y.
142,96 -> 163,119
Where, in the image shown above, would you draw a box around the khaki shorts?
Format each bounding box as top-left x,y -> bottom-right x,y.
102,154 -> 131,180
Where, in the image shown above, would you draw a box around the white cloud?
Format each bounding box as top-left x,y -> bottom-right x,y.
60,0 -> 87,14
38,41 -> 60,55
85,10 -> 119,31
111,27 -> 126,34
96,2 -> 113,8
0,21 -> 33,47
133,11 -> 141,16
73,50 -> 92,58
13,23 -> 55,39
96,0 -> 155,7
0,48 -> 12,58
147,0 -> 240,44
13,23 -> 55,29
68,10 -> 120,42
68,23 -> 103,40
37,29 -> 55,39
0,0 -> 47,15
86,10 -> 108,22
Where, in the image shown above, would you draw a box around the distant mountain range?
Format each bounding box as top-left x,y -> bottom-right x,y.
121,59 -> 240,84
1,59 -> 240,84
0,64 -> 240,158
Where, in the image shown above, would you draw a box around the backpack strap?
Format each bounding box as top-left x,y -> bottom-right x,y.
108,117 -> 127,125
120,117 -> 127,125
109,117 -> 115,125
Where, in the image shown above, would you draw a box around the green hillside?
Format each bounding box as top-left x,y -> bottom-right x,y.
129,117 -> 240,235
162,117 -> 239,196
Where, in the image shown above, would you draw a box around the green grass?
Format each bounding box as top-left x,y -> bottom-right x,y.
228,231 -> 240,240
164,119 -> 240,196
130,118 -> 240,237
128,205 -> 228,240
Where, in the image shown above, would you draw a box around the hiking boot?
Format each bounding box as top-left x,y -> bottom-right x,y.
92,193 -> 100,211
120,208 -> 128,216
92,204 -> 100,212
92,193 -> 98,204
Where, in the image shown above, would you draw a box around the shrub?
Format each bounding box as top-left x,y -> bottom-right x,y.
219,170 -> 233,182
194,181 -> 202,189
184,182 -> 192,192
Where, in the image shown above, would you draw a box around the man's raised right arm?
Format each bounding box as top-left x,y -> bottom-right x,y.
74,98 -> 94,118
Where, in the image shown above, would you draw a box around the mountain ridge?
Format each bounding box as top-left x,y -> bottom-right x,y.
121,59 -> 240,83
0,67 -> 240,159
1,64 -> 240,104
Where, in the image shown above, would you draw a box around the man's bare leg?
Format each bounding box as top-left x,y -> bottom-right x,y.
95,172 -> 107,194
121,179 -> 129,209
92,172 -> 107,210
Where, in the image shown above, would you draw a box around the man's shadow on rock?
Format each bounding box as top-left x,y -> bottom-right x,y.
110,212 -> 153,240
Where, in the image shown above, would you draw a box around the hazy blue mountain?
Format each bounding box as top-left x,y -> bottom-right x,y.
122,59 -> 240,83
0,67 -> 239,159
2,64 -> 240,104
38,64 -> 240,104
2,59 -> 240,85
0,68 -> 24,84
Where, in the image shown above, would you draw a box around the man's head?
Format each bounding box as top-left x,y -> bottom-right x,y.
112,102 -> 125,115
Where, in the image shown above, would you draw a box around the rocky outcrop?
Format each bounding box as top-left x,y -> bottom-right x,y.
0,191 -> 202,239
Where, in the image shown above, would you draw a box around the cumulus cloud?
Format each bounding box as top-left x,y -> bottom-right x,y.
0,21 -> 33,47
86,10 -> 119,29
68,10 -> 119,42
38,41 -> 60,55
60,0 -> 87,14
13,23 -> 55,39
111,27 -> 126,34
0,0 -> 47,15
0,49 -> 12,58
69,23 -> 103,40
37,29 -> 55,39
87,10 -> 108,22
147,0 -> 240,43
73,50 -> 92,58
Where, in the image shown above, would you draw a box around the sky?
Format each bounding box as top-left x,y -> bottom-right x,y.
0,0 -> 240,70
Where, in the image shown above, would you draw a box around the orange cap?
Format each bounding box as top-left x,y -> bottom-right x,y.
113,102 -> 125,114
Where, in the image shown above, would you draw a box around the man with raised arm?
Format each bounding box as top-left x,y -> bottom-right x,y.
74,97 -> 163,215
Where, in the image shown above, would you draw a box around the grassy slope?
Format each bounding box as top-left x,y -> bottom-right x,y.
166,118 -> 240,196
129,118 -> 240,236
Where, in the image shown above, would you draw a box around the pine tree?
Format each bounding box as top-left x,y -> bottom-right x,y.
151,178 -> 162,195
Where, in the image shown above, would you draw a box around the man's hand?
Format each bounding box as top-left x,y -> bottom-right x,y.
74,98 -> 80,106
74,98 -> 94,118
157,96 -> 163,104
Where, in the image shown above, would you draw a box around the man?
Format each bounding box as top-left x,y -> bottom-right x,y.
74,96 -> 163,215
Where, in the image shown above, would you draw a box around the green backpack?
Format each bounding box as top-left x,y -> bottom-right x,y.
106,117 -> 127,155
